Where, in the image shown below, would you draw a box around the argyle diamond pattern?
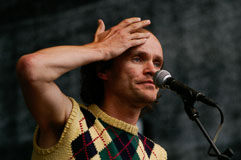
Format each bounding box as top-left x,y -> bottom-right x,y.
70,107 -> 158,160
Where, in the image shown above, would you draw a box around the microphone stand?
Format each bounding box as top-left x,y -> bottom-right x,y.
181,97 -> 233,160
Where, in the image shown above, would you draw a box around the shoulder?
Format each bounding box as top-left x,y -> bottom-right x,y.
32,97 -> 84,157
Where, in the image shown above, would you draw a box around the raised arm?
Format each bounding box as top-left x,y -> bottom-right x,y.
16,17 -> 151,147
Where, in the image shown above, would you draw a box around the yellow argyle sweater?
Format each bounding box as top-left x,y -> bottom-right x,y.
32,97 -> 167,160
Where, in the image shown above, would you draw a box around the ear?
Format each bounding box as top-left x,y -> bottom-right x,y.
97,71 -> 109,80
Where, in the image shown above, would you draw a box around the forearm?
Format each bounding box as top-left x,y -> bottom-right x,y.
17,42 -> 105,82
17,17 -> 151,83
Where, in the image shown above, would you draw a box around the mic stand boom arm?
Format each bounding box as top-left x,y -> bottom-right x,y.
181,97 -> 233,160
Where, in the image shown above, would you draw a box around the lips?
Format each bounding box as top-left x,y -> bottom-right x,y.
137,80 -> 155,86
142,80 -> 154,84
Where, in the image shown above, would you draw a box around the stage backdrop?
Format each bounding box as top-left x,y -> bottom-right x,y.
0,0 -> 240,159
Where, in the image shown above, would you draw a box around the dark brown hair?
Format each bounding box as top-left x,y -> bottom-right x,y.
80,60 -> 113,106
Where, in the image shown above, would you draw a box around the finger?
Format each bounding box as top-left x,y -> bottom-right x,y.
129,38 -> 148,47
97,19 -> 105,33
117,17 -> 142,28
125,20 -> 151,33
130,32 -> 150,40
94,19 -> 105,42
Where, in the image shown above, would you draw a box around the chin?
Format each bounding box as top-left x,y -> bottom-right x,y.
133,87 -> 158,104
144,91 -> 158,101
140,94 -> 157,104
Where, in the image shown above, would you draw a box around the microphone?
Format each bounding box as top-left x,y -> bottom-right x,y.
153,70 -> 217,107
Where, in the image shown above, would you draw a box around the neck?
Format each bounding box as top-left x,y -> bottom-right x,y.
101,94 -> 143,125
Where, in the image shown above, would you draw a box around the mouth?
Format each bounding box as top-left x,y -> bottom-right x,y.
137,80 -> 156,87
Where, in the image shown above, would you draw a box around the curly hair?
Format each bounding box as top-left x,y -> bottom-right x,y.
80,60 -> 113,106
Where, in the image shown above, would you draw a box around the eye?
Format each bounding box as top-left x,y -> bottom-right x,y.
153,61 -> 162,68
132,56 -> 142,62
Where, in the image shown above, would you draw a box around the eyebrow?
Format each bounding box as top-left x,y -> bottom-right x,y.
132,50 -> 162,59
129,50 -> 164,68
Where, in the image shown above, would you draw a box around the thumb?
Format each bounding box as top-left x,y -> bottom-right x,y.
94,19 -> 105,42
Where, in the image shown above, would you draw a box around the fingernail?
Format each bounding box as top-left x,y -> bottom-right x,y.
146,20 -> 151,23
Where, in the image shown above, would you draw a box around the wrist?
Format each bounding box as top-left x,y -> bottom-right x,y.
84,42 -> 110,61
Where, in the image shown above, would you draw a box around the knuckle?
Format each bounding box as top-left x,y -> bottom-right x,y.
136,33 -> 142,38
115,29 -> 123,36
119,30 -> 127,36
132,23 -> 139,29
115,29 -> 121,33
123,19 -> 130,24
110,26 -> 115,32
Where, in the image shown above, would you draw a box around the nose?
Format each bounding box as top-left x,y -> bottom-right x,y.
143,62 -> 158,77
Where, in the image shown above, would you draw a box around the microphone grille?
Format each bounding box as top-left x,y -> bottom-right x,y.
153,70 -> 172,87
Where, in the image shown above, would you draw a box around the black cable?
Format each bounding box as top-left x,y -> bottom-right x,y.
207,104 -> 224,157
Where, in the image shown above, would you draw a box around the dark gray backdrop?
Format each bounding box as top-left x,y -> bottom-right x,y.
0,0 -> 240,159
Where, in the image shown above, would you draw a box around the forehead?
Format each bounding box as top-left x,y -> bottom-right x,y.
127,33 -> 163,59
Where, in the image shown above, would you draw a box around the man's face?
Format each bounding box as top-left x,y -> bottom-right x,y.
104,34 -> 163,107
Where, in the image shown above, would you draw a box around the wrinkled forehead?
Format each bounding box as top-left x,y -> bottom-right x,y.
128,30 -> 163,58
110,28 -> 163,68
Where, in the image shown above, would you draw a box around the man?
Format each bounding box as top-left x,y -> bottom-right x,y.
17,17 -> 167,159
